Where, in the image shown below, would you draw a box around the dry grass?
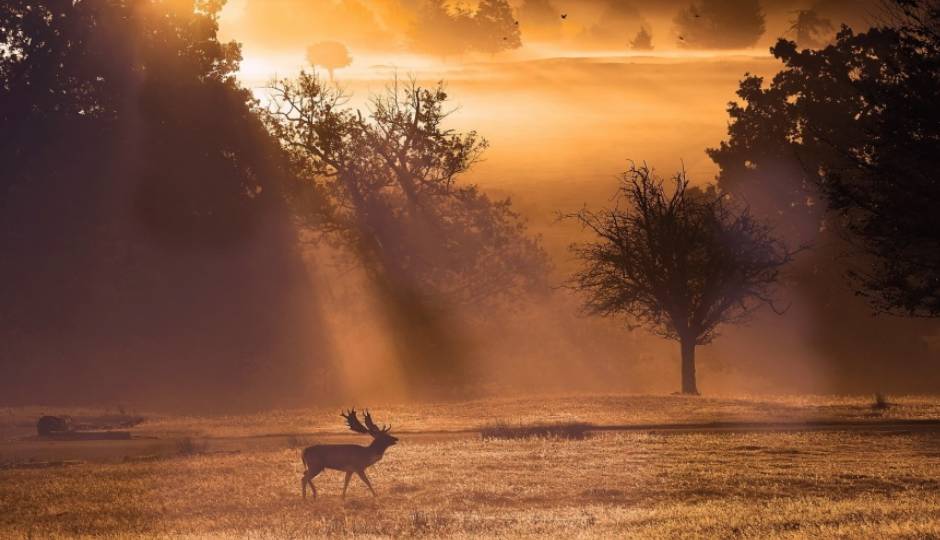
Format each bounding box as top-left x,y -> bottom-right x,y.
6,394 -> 936,440
480,422 -> 593,441
3,417 -> 940,538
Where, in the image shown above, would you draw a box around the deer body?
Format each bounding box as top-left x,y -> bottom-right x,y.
301,410 -> 397,499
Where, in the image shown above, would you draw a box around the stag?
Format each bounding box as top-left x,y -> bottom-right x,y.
301,409 -> 398,499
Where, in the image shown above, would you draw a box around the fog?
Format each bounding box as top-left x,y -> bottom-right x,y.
206,0 -> 940,403
2,0 -> 935,413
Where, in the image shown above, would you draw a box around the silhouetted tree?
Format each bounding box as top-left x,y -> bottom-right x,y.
788,9 -> 834,48
567,164 -> 796,394
631,27 -> 654,50
409,0 -> 522,57
265,74 -> 549,389
473,0 -> 522,54
409,0 -> 475,57
709,0 -> 940,317
307,41 -> 353,81
674,0 -> 766,49
578,2 -> 647,50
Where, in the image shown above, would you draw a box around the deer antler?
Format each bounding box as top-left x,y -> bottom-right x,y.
341,409 -> 370,434
363,410 -> 391,435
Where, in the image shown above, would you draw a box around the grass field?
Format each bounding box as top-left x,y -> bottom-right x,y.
3,395 -> 940,538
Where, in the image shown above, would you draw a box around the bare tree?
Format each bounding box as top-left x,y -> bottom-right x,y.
566,164 -> 799,394
306,41 -> 352,81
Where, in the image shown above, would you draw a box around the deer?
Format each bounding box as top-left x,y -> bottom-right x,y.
301,409 -> 398,499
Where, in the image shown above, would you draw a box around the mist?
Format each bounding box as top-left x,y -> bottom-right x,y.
2,0 -> 937,414
222,0 -> 938,402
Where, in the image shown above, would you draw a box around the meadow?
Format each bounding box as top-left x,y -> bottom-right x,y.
3,395 -> 940,538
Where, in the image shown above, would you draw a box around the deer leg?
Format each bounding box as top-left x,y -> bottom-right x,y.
303,466 -> 323,499
301,471 -> 311,499
356,470 -> 377,497
342,471 -> 352,499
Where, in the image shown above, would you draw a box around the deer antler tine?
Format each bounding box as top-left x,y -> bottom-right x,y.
363,410 -> 385,436
342,408 -> 370,434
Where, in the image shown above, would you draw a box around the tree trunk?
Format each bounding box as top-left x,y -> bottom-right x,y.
680,338 -> 699,395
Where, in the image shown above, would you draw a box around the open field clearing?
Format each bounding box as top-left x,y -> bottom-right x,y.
6,394 -> 939,440
3,429 -> 940,538
3,395 -> 940,538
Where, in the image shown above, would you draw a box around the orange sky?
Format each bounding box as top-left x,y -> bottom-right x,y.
217,0 -> 789,269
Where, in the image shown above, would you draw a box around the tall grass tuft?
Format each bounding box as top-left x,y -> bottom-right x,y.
480,422 -> 593,441
175,437 -> 207,456
872,393 -> 891,410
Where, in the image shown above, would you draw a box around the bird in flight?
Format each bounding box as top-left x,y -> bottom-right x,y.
561,14 -> 567,19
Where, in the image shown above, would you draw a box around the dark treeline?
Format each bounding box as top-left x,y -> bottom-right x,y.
230,0 -> 883,56
0,0 -> 331,410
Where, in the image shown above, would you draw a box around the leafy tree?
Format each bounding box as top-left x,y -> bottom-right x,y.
674,0 -> 766,49
567,164 -> 796,394
788,9 -> 835,48
265,74 -> 549,388
306,41 -> 353,81
578,2 -> 646,50
408,0 -> 475,58
408,0 -> 521,57
709,0 -> 940,317
473,0 -> 522,54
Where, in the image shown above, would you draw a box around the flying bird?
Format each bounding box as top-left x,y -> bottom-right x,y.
561,14 -> 567,19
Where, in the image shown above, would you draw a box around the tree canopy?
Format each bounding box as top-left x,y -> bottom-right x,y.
265,74 -> 549,389
306,41 -> 352,81
0,0 -> 328,410
409,0 -> 521,57
709,1 -> 940,316
674,0 -> 766,49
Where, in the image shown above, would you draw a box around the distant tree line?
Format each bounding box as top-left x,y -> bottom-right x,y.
409,0 -> 522,57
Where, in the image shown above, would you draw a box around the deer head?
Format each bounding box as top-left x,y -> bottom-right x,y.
341,409 -> 398,447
